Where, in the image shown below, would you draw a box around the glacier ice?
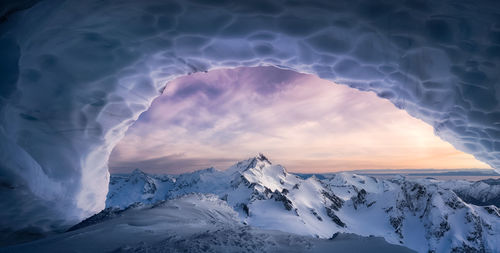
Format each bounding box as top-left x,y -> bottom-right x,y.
1,0 -> 500,239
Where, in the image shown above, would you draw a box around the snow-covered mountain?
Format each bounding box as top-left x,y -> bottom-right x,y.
106,155 -> 500,253
107,169 -> 175,208
438,179 -> 500,208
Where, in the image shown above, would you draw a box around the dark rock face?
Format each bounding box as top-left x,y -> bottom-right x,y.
325,206 -> 346,228
484,206 -> 500,217
445,197 -> 465,210
281,188 -> 289,195
233,174 -> 252,189
352,188 -> 367,209
322,190 -> 344,211
240,203 -> 250,217
272,190 -> 294,212
463,212 -> 486,252
433,219 -> 450,239
310,209 -> 323,221
389,216 -> 404,239
451,242 -> 485,253
321,189 -> 346,227
257,153 -> 272,165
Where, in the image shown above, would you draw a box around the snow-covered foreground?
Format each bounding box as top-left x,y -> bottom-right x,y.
6,155 -> 500,252
4,194 -> 413,253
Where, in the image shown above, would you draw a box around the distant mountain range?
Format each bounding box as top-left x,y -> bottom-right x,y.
103,154 -> 500,253
296,168 -> 500,179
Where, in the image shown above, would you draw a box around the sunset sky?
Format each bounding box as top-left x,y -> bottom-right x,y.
109,67 -> 490,174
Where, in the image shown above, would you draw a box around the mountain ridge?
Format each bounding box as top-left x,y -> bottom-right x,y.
104,155 -> 500,253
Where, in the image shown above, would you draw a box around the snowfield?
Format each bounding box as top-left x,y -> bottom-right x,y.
5,194 -> 413,253
6,155 -> 500,252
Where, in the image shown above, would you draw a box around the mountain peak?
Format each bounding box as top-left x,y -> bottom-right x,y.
225,154 -> 273,174
237,155 -> 289,191
257,153 -> 272,165
131,168 -> 145,175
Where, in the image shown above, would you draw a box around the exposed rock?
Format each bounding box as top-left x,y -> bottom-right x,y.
281,188 -> 289,195
310,209 -> 323,221
389,216 -> 404,239
352,188 -> 367,209
322,190 -> 344,211
272,190 -> 294,212
325,206 -> 346,228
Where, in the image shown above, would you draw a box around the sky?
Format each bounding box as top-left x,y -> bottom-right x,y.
108,66 -> 490,174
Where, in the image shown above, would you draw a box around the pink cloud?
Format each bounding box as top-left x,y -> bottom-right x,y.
109,67 -> 489,174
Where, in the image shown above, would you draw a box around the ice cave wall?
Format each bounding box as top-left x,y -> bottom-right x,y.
0,0 -> 500,238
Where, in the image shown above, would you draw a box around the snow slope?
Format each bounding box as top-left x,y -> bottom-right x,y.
105,155 -> 500,253
5,194 -> 413,253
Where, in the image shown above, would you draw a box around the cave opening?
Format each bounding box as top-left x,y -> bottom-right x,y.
2,0 -> 500,250
108,66 -> 490,176
84,66 -> 500,252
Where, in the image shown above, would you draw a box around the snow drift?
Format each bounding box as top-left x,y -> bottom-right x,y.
1,0 -> 500,239
6,193 -> 415,253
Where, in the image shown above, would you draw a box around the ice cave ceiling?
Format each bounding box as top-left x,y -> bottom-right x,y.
1,0 -> 500,238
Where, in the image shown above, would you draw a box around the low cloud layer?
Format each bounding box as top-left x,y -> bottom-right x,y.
109,67 -> 489,174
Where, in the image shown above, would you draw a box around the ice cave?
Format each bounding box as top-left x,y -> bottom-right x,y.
1,0 -> 500,247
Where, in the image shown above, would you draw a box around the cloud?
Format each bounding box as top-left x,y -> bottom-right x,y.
109,153 -> 236,174
109,66 -> 490,173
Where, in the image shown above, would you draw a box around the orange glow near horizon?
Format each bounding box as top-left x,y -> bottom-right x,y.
109,67 -> 490,174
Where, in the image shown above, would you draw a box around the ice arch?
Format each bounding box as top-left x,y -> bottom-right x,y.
1,0 -> 500,239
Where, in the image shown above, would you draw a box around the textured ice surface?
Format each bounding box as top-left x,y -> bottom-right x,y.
1,0 -> 500,237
